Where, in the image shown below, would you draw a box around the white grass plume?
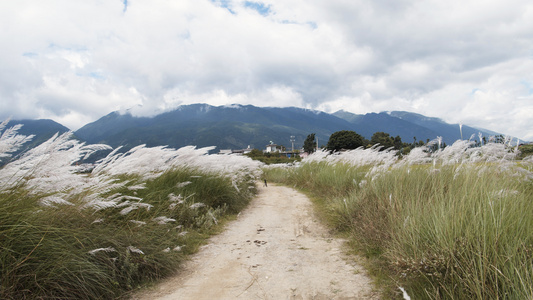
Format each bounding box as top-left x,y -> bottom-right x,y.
0,120 -> 34,162
401,139 -> 518,166
39,195 -> 74,207
153,216 -> 176,225
190,202 -> 206,209
129,220 -> 147,226
303,146 -> 398,169
91,144 -> 262,180
127,246 -> 144,255
399,287 -> 411,300
88,247 -> 117,255
0,131 -> 111,193
0,126 -> 261,217
119,202 -> 153,215
168,193 -> 184,203
176,181 -> 192,188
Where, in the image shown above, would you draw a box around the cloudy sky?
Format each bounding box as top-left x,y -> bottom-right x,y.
1,0 -> 532,140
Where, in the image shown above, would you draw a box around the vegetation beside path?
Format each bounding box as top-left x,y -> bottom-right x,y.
264,141 -> 533,299
0,121 -> 261,299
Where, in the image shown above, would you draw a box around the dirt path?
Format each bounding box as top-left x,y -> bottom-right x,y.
132,184 -> 378,300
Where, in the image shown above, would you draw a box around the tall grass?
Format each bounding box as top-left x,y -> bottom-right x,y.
264,141 -> 533,299
0,123 -> 261,299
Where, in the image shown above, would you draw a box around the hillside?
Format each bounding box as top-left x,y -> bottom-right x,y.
75,104 -> 357,151
333,111 -> 440,144
74,104 -> 509,152
388,111 -> 495,144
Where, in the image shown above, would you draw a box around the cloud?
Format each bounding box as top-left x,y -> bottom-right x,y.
0,0 -> 532,141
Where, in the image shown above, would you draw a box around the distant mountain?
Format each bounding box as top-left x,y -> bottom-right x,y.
2,107 -> 512,162
74,104 -> 510,152
3,119 -> 70,162
387,111 -> 497,144
333,111 -> 440,144
75,104 -> 354,151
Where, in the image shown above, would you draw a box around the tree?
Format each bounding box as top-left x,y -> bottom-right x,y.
370,132 -> 394,150
303,133 -> 316,154
326,130 -> 364,152
519,144 -> 533,159
246,148 -> 264,157
393,135 -> 403,150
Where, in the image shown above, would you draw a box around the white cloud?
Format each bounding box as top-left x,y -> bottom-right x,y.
0,0 -> 532,141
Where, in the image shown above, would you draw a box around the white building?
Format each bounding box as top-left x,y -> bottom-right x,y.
264,142 -> 280,153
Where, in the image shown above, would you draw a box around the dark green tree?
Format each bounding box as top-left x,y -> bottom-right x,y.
303,133 -> 316,154
493,135 -> 505,144
326,130 -> 364,152
246,148 -> 264,157
519,144 -> 533,159
370,132 -> 394,150
393,135 -> 403,150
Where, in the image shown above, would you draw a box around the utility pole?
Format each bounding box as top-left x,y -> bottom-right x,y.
290,136 -> 295,152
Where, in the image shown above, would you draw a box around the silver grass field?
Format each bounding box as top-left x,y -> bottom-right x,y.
264,139 -> 533,299
2,118 -> 533,299
0,120 -> 261,299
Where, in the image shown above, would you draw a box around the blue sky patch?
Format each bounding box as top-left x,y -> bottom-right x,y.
22,52 -> 38,57
76,71 -> 105,80
244,1 -> 271,16
280,20 -> 317,29
47,43 -> 88,52
88,72 -> 105,79
306,22 -> 318,29
210,0 -> 235,14
470,88 -> 480,95
521,80 -> 533,95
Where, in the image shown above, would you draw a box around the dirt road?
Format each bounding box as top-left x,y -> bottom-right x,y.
133,184 -> 378,299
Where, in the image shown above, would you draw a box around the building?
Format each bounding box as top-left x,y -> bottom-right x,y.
264,142 -> 281,153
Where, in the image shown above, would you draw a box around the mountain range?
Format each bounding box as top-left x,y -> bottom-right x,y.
74,104 -> 503,151
4,104 -> 510,155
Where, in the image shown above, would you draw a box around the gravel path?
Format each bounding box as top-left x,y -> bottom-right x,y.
132,184 -> 378,299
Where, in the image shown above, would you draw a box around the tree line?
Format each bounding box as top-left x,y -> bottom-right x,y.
304,130 -> 442,154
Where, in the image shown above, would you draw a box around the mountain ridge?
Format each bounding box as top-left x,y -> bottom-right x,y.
2,104 -> 516,156
73,104 -> 510,151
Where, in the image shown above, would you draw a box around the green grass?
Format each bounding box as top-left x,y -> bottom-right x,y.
0,168 -> 256,299
518,144 -> 533,159
264,161 -> 533,299
247,155 -> 301,165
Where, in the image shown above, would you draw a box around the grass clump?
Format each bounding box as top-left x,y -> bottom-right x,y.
0,169 -> 253,299
264,143 -> 533,299
0,126 -> 261,299
1,168 -> 256,299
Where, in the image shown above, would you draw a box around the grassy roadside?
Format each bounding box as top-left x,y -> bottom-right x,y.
263,163 -> 397,297
0,127 -> 264,299
1,168 -> 257,299
263,156 -> 533,299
